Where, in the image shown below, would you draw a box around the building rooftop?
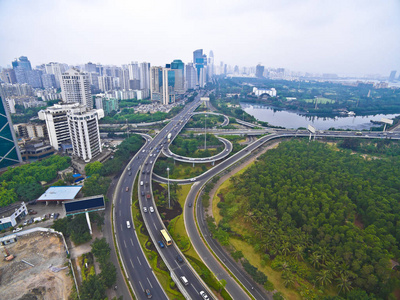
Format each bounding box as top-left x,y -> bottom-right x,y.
37,186 -> 82,202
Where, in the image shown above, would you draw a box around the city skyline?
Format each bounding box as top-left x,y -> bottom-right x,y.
0,0 -> 399,77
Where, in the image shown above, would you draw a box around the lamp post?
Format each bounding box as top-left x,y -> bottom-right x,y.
204,114 -> 207,150
167,167 -> 171,209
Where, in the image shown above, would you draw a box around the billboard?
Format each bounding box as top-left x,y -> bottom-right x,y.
64,195 -> 105,216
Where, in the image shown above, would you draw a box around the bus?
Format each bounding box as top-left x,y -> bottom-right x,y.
160,229 -> 172,246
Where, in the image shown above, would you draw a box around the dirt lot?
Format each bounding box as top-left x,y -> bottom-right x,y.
0,231 -> 72,300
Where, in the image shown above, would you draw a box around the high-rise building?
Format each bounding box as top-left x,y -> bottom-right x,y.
256,64 -> 265,78
128,62 -> 140,81
140,62 -> 151,92
150,66 -> 163,102
26,70 -> 43,88
38,103 -> 79,150
94,96 -> 119,115
61,68 -> 92,108
193,49 -> 207,87
170,59 -> 185,93
389,71 -> 397,82
45,62 -> 66,88
85,62 -> 97,73
42,73 -> 57,89
208,50 -> 214,79
98,76 -> 114,92
0,97 -> 22,169
185,63 -> 197,90
12,56 -> 32,71
0,69 -> 17,84
67,106 -> 103,162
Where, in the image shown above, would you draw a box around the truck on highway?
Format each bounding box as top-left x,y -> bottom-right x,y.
167,133 -> 172,143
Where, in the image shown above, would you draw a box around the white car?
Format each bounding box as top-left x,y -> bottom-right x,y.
190,178 -> 196,182
149,206 -> 154,213
143,207 -> 148,213
200,291 -> 209,300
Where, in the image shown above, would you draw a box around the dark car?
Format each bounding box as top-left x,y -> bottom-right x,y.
188,203 -> 192,207
158,241 -> 165,248
141,191 -> 145,196
145,289 -> 152,298
176,254 -> 183,264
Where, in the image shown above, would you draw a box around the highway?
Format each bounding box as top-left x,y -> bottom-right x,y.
128,94 -> 217,300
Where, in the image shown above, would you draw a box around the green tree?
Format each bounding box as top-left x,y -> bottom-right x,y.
85,161 -> 103,176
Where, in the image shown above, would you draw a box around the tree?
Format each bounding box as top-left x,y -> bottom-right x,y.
336,274 -> 352,295
85,161 -> 103,176
79,275 -> 106,300
317,269 -> 332,286
218,279 -> 227,292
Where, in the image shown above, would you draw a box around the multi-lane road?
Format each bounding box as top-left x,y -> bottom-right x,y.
114,93 -> 400,300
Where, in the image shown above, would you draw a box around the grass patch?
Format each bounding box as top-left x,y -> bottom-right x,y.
229,238 -> 300,300
131,179 -> 184,300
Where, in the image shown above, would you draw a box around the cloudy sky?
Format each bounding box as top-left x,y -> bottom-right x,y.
1,0 -> 399,76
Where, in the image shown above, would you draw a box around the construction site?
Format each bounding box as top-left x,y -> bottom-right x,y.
0,231 -> 73,300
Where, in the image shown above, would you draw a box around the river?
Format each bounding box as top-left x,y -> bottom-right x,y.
240,103 -> 399,130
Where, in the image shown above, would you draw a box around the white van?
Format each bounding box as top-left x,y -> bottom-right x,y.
126,221 -> 131,229
140,181 -> 143,186
180,276 -> 189,286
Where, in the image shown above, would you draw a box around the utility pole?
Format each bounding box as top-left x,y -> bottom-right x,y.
126,119 -> 129,138
167,167 -> 171,209
204,114 -> 207,150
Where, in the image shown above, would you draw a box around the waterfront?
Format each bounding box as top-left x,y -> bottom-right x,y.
240,102 -> 399,130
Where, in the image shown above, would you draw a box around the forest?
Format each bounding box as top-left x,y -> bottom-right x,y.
216,140 -> 400,298
170,133 -> 223,158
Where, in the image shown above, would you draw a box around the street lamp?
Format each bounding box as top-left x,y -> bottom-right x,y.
204,114 -> 207,150
167,167 -> 171,209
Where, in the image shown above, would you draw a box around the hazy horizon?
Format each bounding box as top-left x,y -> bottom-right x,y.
1,0 -> 399,77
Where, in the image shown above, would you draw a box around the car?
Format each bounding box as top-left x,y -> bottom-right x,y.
145,289 -> 152,298
150,146 -> 153,150
141,191 -> 145,196
158,240 -> 165,248
188,203 -> 192,207
200,291 -> 209,300
126,187 -> 129,192
142,170 -> 145,174
149,153 -> 153,157
143,207 -> 148,213
150,160 -> 153,164
147,170 -> 150,174
126,221 -> 131,228
128,167 -> 131,171
176,254 -> 183,263
129,171 -> 132,176
54,213 -> 60,220
142,149 -> 145,153
145,161 -> 148,165
13,227 -> 22,233
226,149 -> 229,152
149,206 -> 154,213
190,178 -> 196,182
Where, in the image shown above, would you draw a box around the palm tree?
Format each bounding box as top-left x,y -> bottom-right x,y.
336,274 -> 352,294
292,245 -> 304,261
282,271 -> 295,288
317,269 -> 332,286
309,252 -> 321,268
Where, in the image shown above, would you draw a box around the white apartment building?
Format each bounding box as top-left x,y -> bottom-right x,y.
61,68 -> 92,109
67,106 -> 104,162
45,62 -> 66,88
38,103 -> 80,150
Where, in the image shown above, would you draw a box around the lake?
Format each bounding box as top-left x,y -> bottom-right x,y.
240,103 -> 399,130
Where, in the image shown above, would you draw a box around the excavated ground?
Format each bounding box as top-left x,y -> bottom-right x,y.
0,231 -> 72,300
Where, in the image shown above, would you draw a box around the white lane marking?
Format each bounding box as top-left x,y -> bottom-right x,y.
130,238 -> 134,246
130,258 -> 134,269
191,283 -> 198,293
153,222 -> 157,230
137,256 -> 142,265
139,281 -> 144,291
147,277 -> 153,288
124,240 -> 127,248
119,210 -> 121,217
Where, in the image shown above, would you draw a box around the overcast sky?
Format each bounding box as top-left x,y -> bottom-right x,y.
1,0 -> 399,76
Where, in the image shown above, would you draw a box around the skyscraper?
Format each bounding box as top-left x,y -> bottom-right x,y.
42,73 -> 57,89
256,64 -> 265,78
185,63 -> 197,90
193,49 -> 207,87
150,66 -> 163,102
170,59 -> 185,93
150,66 -> 175,105
140,62 -> 151,92
0,97 -> 22,169
208,50 -> 214,79
389,71 -> 397,82
61,68 -> 92,108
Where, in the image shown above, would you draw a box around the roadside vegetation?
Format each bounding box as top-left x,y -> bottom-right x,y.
0,155 -> 70,206
210,139 -> 400,299
170,133 -> 223,158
